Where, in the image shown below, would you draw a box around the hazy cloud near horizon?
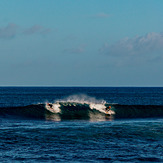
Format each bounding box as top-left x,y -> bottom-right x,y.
63,46 -> 85,54
23,25 -> 51,35
0,23 -> 18,39
0,23 -> 51,39
100,32 -> 163,66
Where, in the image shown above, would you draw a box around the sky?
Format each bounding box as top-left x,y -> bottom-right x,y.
0,0 -> 163,86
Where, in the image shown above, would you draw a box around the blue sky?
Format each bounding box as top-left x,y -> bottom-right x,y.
0,0 -> 163,86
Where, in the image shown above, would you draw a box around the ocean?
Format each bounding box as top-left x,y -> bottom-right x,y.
0,87 -> 163,162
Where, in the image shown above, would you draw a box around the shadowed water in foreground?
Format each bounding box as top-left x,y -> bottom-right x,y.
0,118 -> 162,162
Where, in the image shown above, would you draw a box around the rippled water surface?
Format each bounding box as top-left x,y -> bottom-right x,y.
0,118 -> 163,162
0,87 -> 163,162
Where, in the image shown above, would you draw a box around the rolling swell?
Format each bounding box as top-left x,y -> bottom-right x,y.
0,104 -> 48,119
0,103 -> 163,120
111,104 -> 163,119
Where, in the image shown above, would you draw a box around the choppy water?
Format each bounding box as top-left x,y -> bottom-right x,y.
0,87 -> 163,162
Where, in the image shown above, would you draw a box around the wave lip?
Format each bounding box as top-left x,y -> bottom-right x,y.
45,102 -> 109,121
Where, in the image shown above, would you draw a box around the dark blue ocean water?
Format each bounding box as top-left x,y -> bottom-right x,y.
0,87 -> 163,162
1,87 -> 163,107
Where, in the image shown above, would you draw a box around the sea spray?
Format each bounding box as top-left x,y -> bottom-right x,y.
57,94 -> 106,104
47,94 -> 109,114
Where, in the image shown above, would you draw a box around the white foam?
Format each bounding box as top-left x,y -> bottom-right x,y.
55,94 -> 109,113
46,94 -> 115,115
89,103 -> 106,113
46,103 -> 61,113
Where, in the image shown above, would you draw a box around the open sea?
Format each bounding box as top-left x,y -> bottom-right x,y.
0,87 -> 163,162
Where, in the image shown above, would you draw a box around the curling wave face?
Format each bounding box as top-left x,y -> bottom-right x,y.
0,95 -> 163,121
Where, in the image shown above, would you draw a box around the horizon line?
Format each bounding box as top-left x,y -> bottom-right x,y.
0,85 -> 163,87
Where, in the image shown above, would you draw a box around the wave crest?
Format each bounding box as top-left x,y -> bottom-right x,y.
0,94 -> 163,121
46,94 -> 110,115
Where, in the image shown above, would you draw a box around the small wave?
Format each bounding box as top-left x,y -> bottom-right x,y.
0,95 -> 163,121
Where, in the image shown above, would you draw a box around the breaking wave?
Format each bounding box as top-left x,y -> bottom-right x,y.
0,95 -> 163,121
